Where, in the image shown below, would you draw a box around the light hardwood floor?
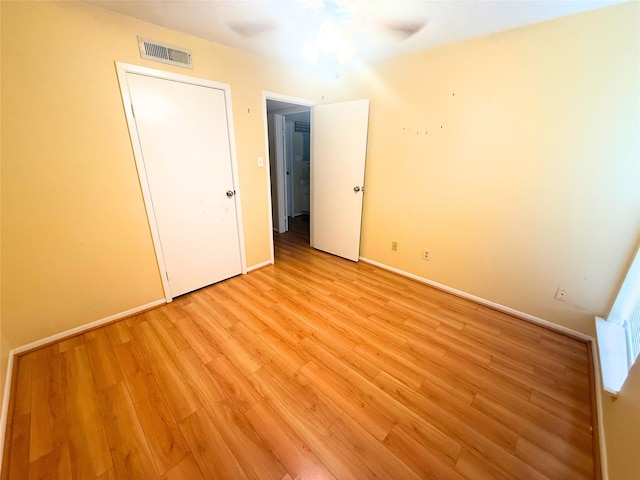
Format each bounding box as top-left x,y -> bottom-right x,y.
2,216 -> 599,479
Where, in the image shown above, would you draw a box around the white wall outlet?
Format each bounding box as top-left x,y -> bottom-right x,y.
391,241 -> 398,251
555,287 -> 567,301
257,156 -> 264,167
422,249 -> 430,261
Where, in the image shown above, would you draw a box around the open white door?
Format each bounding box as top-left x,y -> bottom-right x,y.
311,99 -> 369,262
125,71 -> 243,298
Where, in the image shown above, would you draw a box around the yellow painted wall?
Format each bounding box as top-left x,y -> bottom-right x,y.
0,0 -> 350,349
348,1 -> 639,337
0,0 -> 6,412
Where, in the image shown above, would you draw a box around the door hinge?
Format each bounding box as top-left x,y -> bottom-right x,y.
131,104 -> 136,118
165,271 -> 169,282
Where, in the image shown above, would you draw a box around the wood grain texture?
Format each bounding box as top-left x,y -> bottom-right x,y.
1,216 -> 599,479
161,454 -> 205,480
134,392 -> 190,475
63,345 -> 112,478
100,382 -> 158,478
178,409 -> 248,480
28,346 -> 67,463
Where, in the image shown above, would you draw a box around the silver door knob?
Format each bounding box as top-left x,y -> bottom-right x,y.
353,186 -> 361,192
226,190 -> 235,198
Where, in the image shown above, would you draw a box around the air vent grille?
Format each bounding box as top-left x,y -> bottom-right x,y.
138,37 -> 192,69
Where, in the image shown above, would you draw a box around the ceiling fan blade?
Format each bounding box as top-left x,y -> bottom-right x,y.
380,19 -> 428,39
227,21 -> 279,38
348,16 -> 428,41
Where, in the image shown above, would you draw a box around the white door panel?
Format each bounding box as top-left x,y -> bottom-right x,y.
311,99 -> 369,262
127,73 -> 242,297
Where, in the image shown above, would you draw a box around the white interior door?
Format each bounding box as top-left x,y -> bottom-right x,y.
311,99 -> 369,262
126,72 -> 242,298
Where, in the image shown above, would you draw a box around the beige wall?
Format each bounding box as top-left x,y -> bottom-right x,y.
0,1 -> 351,349
0,0 -> 6,411
349,2 -> 639,337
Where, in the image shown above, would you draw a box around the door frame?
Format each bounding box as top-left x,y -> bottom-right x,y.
271,112 -> 287,234
262,91 -> 315,264
285,119 -> 294,219
116,62 -> 247,302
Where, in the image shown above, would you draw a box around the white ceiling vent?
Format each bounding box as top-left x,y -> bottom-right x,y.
138,37 -> 192,69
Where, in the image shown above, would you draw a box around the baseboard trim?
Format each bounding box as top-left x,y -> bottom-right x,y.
0,349 -> 15,476
590,337 -> 610,480
247,260 -> 273,273
12,299 -> 166,355
358,256 -> 593,342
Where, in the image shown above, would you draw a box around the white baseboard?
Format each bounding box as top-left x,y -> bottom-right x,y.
0,349 -> 15,475
590,337 -> 610,480
0,298 -> 166,475
247,260 -> 273,273
13,299 -> 166,355
358,256 -> 593,342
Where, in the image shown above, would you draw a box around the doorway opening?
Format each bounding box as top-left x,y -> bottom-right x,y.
265,95 -> 313,257
264,94 -> 369,264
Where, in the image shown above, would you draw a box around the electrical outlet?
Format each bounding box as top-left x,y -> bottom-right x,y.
555,287 -> 566,301
391,241 -> 398,251
422,249 -> 430,261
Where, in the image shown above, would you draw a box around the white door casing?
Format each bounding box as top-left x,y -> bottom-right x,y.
116,63 -> 245,301
311,99 -> 370,262
285,120 -> 295,218
275,114 -> 288,233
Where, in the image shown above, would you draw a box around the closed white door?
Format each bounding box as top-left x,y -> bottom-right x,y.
126,72 -> 242,297
311,99 -> 369,262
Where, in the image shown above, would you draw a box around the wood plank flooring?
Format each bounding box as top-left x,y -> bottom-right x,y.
1,216 -> 598,479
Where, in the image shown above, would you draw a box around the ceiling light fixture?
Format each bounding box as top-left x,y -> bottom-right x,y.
316,21 -> 342,54
299,20 -> 357,76
299,42 -> 319,65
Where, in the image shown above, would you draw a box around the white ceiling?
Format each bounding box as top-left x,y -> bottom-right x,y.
90,0 -> 624,66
